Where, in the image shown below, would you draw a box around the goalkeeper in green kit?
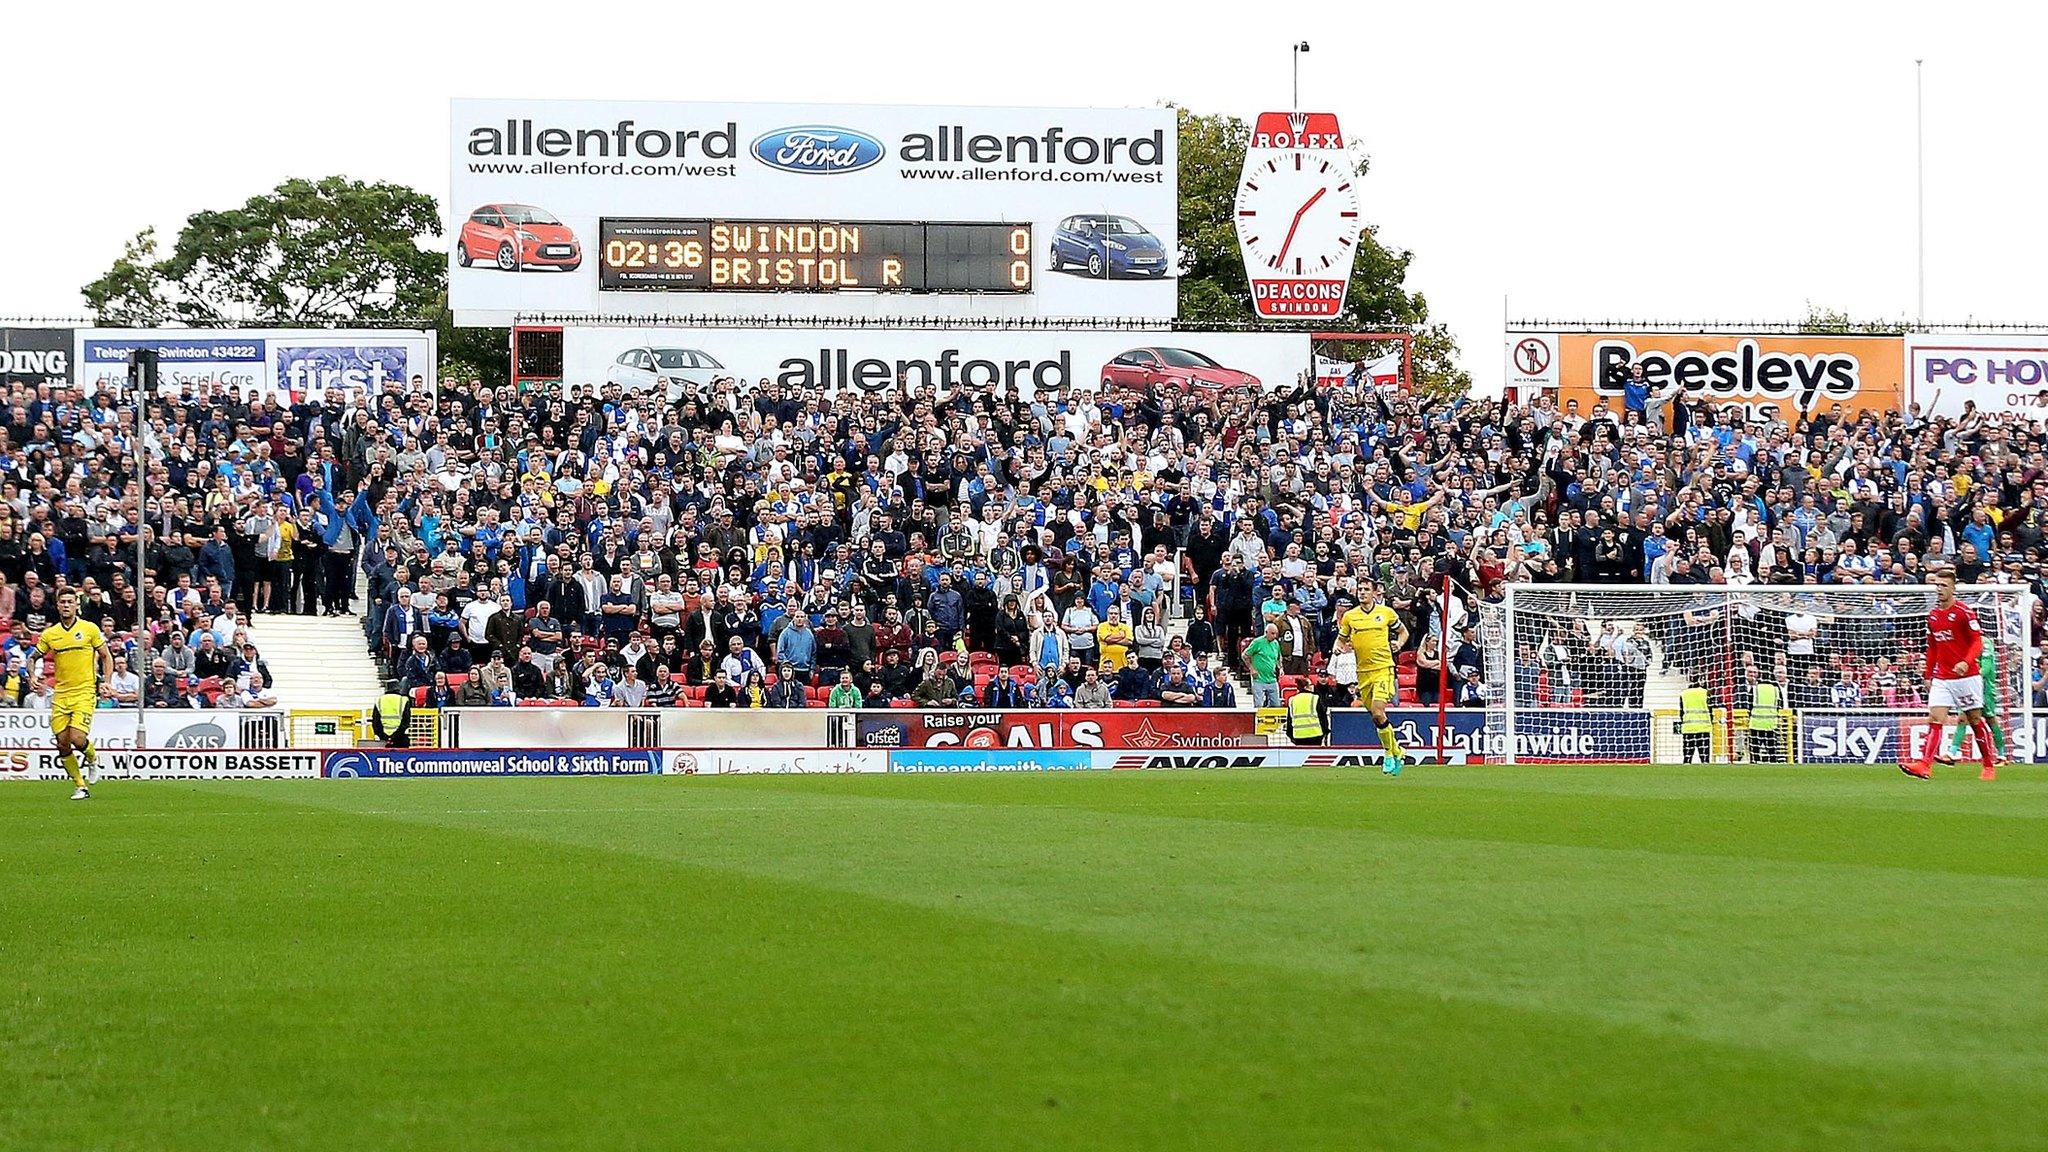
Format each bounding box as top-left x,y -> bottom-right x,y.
1938,644 -> 2008,766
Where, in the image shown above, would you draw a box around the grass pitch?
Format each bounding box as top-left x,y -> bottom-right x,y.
1,764 -> 2044,1151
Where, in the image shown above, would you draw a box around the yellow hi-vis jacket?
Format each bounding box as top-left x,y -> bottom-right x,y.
1287,690 -> 1324,739
1748,683 -> 1781,731
1679,686 -> 1712,735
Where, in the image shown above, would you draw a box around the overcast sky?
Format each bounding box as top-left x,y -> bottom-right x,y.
4,0 -> 2042,391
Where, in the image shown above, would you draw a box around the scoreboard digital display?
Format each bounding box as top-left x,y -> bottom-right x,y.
598,218 -> 1033,294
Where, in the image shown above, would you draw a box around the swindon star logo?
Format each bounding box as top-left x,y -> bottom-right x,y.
1120,718 -> 1173,749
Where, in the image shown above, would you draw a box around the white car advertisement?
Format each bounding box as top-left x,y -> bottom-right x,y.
560,327 -> 1309,403
450,99 -> 1177,326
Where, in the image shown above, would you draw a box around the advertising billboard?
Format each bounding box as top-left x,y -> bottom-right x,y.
0,327 -> 72,387
323,749 -> 657,778
1905,333 -> 2048,419
850,709 -> 1264,750
449,99 -> 1176,326
1328,708 -> 1651,763
75,329 -> 435,403
0,709 -> 280,751
1234,111 -> 1360,320
1507,330 -> 1904,419
6,750 -> 321,782
663,749 -> 887,775
560,327 -> 1308,403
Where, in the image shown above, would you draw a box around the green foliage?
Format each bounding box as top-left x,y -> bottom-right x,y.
1799,303 -> 1906,336
428,290 -> 510,391
1174,106 -> 1469,395
82,176 -> 444,327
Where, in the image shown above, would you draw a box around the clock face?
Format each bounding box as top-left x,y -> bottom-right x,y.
1233,152 -> 1362,277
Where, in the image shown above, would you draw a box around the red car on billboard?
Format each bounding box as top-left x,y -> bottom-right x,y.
456,203 -> 581,272
1101,346 -> 1261,392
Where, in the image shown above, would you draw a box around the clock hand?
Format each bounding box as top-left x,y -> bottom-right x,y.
1275,187 -> 1328,264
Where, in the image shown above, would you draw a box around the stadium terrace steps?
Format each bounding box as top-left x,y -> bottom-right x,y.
254,614 -> 385,713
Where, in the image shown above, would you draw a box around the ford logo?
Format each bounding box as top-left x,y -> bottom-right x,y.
750,126 -> 884,174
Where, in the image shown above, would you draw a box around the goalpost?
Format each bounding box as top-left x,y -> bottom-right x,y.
1482,583 -> 2036,766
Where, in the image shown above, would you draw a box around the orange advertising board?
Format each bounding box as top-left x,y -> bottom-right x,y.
1539,332 -> 1904,418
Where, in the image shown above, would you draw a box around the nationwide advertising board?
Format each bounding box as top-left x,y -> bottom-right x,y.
559,327 -> 1308,403
74,328 -> 436,403
850,709 -> 1264,750
449,99 -> 1176,326
1329,708 -> 1652,763
1505,330 -> 1904,419
0,327 -> 72,387
1904,333 -> 2048,419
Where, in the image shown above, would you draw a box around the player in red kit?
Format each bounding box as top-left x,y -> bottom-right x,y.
1903,568 -> 2001,781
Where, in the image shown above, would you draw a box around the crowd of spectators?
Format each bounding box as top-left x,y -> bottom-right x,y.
0,371 -> 344,711
340,354 -> 2048,712
19,346 -> 2044,716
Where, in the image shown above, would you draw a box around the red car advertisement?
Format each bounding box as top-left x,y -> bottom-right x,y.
852,710 -> 1263,749
1100,346 -> 1262,392
457,203 -> 582,272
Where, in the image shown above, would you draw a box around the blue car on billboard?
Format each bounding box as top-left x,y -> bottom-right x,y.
1049,215 -> 1172,279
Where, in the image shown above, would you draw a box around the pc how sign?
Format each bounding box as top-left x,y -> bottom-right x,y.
1907,333 -> 2048,419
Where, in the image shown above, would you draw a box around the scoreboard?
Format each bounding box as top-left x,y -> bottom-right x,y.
598,218 -> 1033,294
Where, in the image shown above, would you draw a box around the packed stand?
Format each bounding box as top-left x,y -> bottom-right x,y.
0,375 -> 374,711
355,358 -> 2048,710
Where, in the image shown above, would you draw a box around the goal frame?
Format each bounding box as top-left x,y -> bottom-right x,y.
1491,582 -> 2036,766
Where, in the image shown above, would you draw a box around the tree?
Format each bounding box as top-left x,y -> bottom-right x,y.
83,177 -> 444,327
431,291 -> 510,390
1174,106 -> 1470,395
1798,303 -> 1904,336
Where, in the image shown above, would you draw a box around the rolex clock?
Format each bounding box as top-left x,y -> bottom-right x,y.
1234,111 -> 1360,319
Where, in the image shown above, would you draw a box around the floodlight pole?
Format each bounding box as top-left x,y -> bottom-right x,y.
1292,41 -> 1310,110
1916,58 -> 1925,324
131,352 -> 149,750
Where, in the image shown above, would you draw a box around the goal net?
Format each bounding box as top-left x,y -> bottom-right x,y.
1480,584 -> 2036,765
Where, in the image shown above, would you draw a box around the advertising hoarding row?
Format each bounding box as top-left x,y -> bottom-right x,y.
849,709 -> 1265,750
559,326 -> 1309,403
1507,328 -> 2048,423
75,328 -> 435,403
450,99 -> 1177,326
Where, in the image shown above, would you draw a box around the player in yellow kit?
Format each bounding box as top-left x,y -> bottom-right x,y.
1337,583 -> 1410,776
32,589 -> 114,800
